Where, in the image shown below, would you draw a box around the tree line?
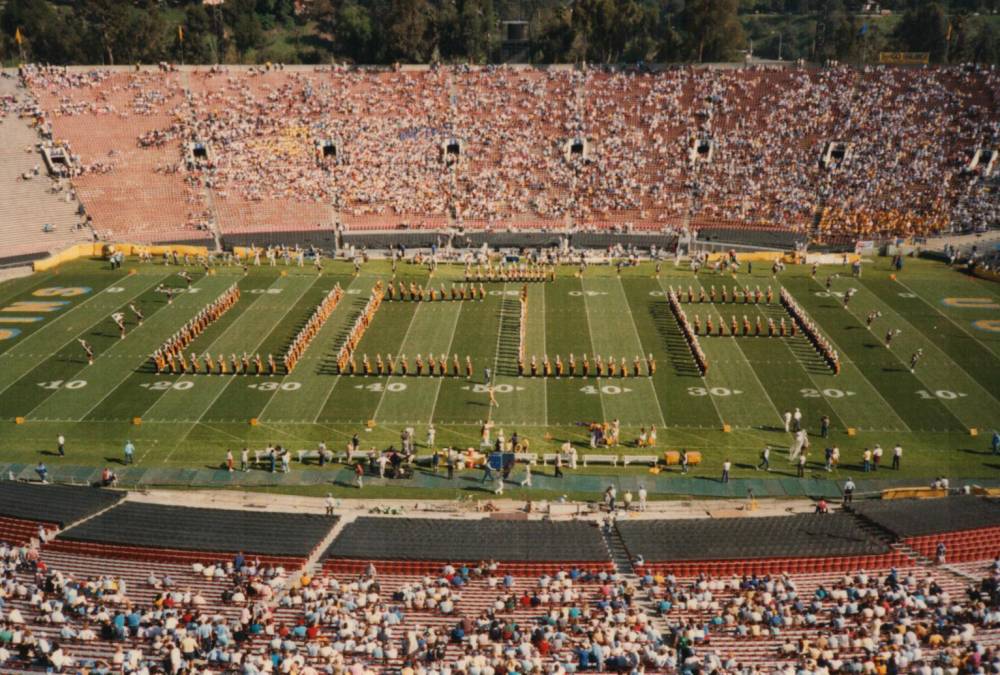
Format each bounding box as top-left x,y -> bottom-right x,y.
1,0 -> 997,66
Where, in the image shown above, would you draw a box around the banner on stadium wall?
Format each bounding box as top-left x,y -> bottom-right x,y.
878,52 -> 930,65
854,240 -> 876,256
33,242 -> 211,272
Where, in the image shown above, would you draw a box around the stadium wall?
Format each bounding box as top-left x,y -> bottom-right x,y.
32,243 -> 211,272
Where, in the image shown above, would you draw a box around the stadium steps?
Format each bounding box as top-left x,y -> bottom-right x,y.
601,521 -> 635,576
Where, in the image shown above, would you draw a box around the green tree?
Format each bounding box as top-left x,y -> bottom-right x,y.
678,0 -> 745,62
385,0 -> 434,62
893,2 -> 948,61
337,1 -> 375,61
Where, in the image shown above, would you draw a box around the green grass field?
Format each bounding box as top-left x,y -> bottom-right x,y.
0,254 -> 998,497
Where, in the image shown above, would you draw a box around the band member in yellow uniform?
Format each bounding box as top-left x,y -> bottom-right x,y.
582,354 -> 589,377
607,357 -> 617,377
218,353 -> 227,374
465,355 -> 473,379
242,352 -> 251,374
530,355 -> 538,377
363,354 -> 372,375
568,353 -> 576,376
268,353 -> 277,375
452,354 -> 461,377
415,354 -> 424,376
254,353 -> 264,375
647,353 -> 656,376
386,354 -> 395,375
376,353 -> 385,375
543,355 -> 552,377
633,355 -> 641,377
556,355 -> 564,377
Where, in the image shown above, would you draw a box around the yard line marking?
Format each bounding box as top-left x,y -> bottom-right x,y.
486,282 -> 509,426
164,276 -> 316,461
426,296 -> 465,426
310,276 -> 378,424
371,287 -> 432,424
686,277 -> 783,428
65,275 -> 231,422
839,276 -> 1000,414
538,282 -> 549,428
616,277 -> 666,428
0,272 -> 167,399
578,277 -> 608,424
0,272 -> 167,404
894,276 -> 1000,373
655,276 -> 724,428
0,272 -> 135,359
258,274 -> 369,423
135,277 -> 282,422
804,276 -> 914,432
743,301 -> 851,433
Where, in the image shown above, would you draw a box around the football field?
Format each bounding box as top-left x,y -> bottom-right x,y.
0,254 -> 998,492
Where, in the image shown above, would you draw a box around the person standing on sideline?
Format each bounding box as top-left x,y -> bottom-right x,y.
354,462 -> 364,489
494,473 -> 504,495
680,449 -> 689,474
992,430 -> 1000,455
554,452 -> 564,478
325,493 -> 336,516
225,449 -> 234,472
240,447 -> 249,472
446,450 -> 455,479
872,444 -> 883,471
520,462 -> 532,488
36,462 -> 48,483
123,440 -> 135,465
862,448 -> 872,472
426,424 -> 436,449
797,453 -> 807,478
783,410 -> 792,433
842,478 -> 855,505
721,459 -> 731,483
757,446 -> 770,471
820,415 -> 830,439
792,408 -> 802,432
892,444 -> 902,470
638,484 -> 647,511
57,434 -> 65,457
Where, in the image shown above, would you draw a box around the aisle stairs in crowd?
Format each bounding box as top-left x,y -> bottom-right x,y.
0,75 -> 91,262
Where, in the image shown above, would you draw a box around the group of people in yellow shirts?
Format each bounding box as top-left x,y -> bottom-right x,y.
385,281 -> 487,302
151,283 -> 239,374
336,282 -> 384,374
284,284 -> 343,374
517,353 -> 656,378
671,284 -> 774,305
342,353 -> 476,378
464,262 -> 555,283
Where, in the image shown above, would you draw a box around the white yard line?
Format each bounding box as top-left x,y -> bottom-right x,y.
485,283 -> 508,425
0,273 -> 166,399
578,278 -> 608,424
66,276 -> 230,422
616,277 -> 666,428
538,284 -> 549,428
895,276 -> 1000,368
257,275 -> 368,423
655,275 -> 725,427
162,277 -> 314,461
136,277 -> 282,422
426,298 -> 465,426
804,276 -> 913,432
837,276 -> 1000,412
370,296 -> 430,423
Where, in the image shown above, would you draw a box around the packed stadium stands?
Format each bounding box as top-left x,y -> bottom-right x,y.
10,63 -> 999,255
0,484 -> 998,673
